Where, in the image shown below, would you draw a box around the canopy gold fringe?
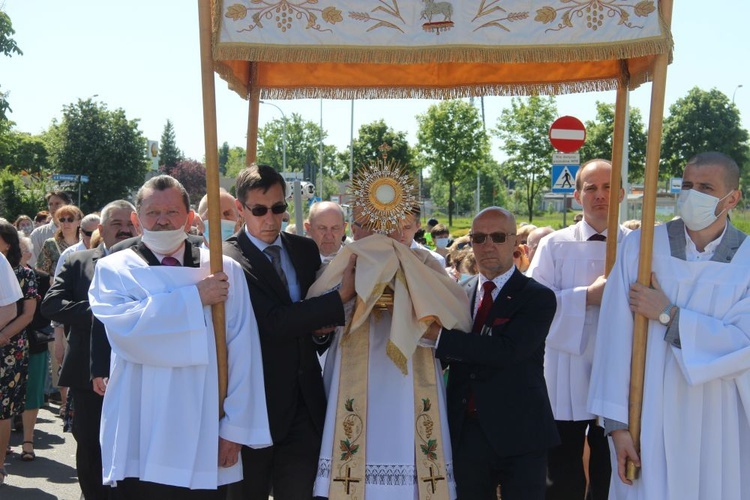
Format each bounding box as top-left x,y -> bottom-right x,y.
250,78 -> 631,100
215,36 -> 671,67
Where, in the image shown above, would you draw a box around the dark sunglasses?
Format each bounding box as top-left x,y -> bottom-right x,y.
469,232 -> 516,245
81,229 -> 94,237
243,202 -> 288,217
58,217 -> 77,223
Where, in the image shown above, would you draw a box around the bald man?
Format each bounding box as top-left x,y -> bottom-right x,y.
197,188 -> 240,244
304,201 -> 347,262
429,207 -> 559,500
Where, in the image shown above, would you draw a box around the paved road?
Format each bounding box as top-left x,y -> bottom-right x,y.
3,402 -> 81,499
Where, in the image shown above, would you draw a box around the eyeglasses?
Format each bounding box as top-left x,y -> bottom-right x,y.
469,232 -> 516,245
81,229 -> 94,237
242,202 -> 288,217
58,217 -> 77,224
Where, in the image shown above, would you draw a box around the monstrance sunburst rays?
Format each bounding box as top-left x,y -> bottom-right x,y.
350,151 -> 418,235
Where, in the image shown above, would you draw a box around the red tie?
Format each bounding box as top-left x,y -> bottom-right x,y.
472,281 -> 497,333
467,281 -> 496,416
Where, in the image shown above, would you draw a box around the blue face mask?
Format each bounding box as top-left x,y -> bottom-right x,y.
281,221 -> 289,232
460,273 -> 473,282
204,219 -> 237,243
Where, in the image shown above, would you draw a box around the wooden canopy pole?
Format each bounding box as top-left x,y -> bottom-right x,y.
626,0 -> 674,480
197,0 -> 228,418
605,69 -> 629,277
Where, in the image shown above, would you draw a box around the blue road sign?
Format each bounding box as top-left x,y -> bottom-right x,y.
551,164 -> 579,194
79,175 -> 89,183
52,173 -> 79,182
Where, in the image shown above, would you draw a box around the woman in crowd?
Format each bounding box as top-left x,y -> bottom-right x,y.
19,236 -> 51,462
35,205 -> 83,278
34,205 -> 82,418
0,222 -> 38,480
13,216 -> 34,237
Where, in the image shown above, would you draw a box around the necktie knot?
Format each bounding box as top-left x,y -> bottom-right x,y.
161,256 -> 181,266
482,281 -> 497,295
588,233 -> 606,242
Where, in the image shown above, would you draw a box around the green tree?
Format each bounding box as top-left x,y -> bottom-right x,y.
340,120 -> 412,179
417,100 -> 489,226
257,113 -> 338,186
218,141 -> 230,176
579,101 -> 648,181
6,132 -> 50,178
46,98 -> 148,212
159,119 -> 183,170
0,11 -> 22,122
494,96 -> 558,222
0,167 -> 43,219
224,146 -> 247,180
662,87 -> 750,179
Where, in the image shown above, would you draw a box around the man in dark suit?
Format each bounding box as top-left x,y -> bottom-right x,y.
224,164 -> 355,500
425,207 -> 559,500
41,199 -> 137,500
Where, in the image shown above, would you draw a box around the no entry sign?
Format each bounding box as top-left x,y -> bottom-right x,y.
549,116 -> 586,153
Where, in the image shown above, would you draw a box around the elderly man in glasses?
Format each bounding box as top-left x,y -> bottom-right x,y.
527,159 -> 628,500
224,163 -> 356,500
424,206 -> 559,500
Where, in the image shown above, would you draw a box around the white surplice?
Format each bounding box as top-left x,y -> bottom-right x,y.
89,248 -> 271,490
312,241 -> 463,500
0,253 -> 22,307
528,221 -> 629,420
588,224 -> 750,500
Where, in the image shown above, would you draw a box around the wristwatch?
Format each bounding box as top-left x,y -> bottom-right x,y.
658,304 -> 675,326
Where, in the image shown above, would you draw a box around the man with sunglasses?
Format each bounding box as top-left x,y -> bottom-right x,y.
224,164 -> 356,500
527,159 -> 628,500
426,206 -> 559,499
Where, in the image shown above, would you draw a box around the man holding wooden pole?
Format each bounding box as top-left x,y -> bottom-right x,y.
588,152 -> 750,500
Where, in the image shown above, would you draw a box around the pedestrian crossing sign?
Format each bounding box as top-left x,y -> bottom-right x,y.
551,164 -> 579,193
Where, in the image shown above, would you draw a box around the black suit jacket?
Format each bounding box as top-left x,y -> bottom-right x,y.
42,245 -> 107,391
436,269 -> 560,458
224,230 -> 344,443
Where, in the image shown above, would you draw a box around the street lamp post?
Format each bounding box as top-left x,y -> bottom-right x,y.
733,84 -> 743,104
259,100 -> 287,171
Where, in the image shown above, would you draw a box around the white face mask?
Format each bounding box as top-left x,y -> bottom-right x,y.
140,224 -> 187,254
435,237 -> 450,249
204,219 -> 236,243
677,188 -> 733,231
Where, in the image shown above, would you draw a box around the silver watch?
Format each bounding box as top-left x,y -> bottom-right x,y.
658,304 -> 675,326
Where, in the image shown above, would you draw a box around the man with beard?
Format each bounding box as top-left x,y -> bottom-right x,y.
42,200 -> 138,499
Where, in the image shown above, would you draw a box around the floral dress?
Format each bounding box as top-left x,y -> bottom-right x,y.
0,266 -> 39,419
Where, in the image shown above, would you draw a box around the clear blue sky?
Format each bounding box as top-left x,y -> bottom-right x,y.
2,0 -> 748,165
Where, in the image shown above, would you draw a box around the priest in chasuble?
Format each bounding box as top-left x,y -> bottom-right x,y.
588,152 -> 750,500
310,157 -> 472,500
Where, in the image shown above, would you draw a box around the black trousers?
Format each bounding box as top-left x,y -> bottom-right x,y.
70,387 -> 109,500
109,478 -> 227,500
454,416 -> 547,500
228,399 -> 321,500
546,419 -> 611,500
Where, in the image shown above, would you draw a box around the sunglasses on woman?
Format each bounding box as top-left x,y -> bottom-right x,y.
58,217 -> 78,223
242,202 -> 288,217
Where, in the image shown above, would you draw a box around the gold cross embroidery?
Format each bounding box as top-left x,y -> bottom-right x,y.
421,466 -> 446,493
333,466 -> 361,494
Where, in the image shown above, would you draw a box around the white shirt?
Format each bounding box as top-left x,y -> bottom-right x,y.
411,240 -> 446,267
0,253 -> 22,307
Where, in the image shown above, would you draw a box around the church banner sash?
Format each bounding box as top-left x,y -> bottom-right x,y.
330,298 -> 370,500
413,346 -> 450,500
